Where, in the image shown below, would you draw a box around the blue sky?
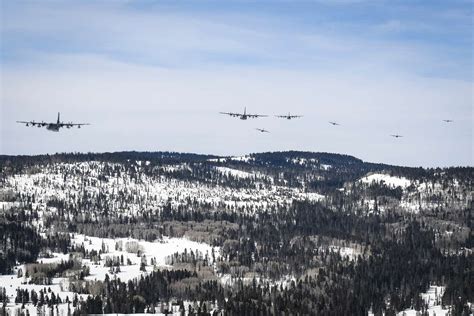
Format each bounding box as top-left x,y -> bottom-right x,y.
1,0 -> 472,167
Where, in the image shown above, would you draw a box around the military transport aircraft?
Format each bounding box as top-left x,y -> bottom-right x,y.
17,113 -> 90,132
390,134 -> 403,138
220,107 -> 267,120
329,121 -> 340,126
255,128 -> 270,133
275,113 -> 303,120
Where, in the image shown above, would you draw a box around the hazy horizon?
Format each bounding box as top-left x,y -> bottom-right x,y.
2,148 -> 473,169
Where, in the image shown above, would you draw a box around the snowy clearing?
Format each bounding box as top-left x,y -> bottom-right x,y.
359,173 -> 412,189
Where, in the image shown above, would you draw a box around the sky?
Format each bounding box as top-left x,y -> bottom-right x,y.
1,0 -> 472,167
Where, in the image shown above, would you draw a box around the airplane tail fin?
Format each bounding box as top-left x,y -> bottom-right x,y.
57,112 -> 60,124
244,107 -> 246,115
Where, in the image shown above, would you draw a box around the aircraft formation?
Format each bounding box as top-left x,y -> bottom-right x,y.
17,110 -> 454,140
219,107 -> 453,138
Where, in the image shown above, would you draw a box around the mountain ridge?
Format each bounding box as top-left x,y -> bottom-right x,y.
3,150 -> 472,169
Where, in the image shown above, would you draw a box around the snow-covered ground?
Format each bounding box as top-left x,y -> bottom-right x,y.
0,267 -> 83,316
72,234 -> 219,282
357,172 -> 470,214
219,273 -> 296,290
359,173 -> 412,189
326,245 -> 359,260
214,166 -> 258,179
4,161 -> 325,219
287,157 -> 318,166
161,163 -> 192,172
229,155 -> 254,163
397,286 -> 449,316
1,234 -> 219,315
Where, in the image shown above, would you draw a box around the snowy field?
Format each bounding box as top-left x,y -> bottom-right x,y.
359,173 -> 412,189
73,234 -> 219,282
1,234 -> 219,315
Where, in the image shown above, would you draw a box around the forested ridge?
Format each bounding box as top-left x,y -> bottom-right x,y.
0,151 -> 472,315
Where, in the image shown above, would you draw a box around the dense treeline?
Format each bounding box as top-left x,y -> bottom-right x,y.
74,221 -> 473,315
0,218 -> 42,274
0,211 -> 72,274
77,269 -> 197,314
68,204 -> 473,315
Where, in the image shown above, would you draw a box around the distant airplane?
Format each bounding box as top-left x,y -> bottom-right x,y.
220,107 -> 267,120
329,121 -> 340,126
443,119 -> 454,123
275,113 -> 303,120
17,113 -> 90,132
255,128 -> 270,133
390,134 -> 403,138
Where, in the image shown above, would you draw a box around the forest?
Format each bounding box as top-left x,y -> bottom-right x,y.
0,151 -> 472,315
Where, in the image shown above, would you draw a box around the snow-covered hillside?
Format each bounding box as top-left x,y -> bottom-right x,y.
1,233 -> 218,315
0,152 -> 471,315
356,172 -> 471,214
3,161 -> 324,220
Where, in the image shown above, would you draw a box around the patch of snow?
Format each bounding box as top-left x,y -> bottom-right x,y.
71,234 -> 219,282
229,155 -> 254,162
320,164 -> 332,170
161,163 -> 192,172
215,167 -> 255,179
359,173 -> 412,189
397,286 -> 450,316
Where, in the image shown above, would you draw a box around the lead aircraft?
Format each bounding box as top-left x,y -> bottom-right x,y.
17,113 -> 90,132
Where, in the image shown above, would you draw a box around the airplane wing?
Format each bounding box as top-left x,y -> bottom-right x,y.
58,123 -> 90,128
16,120 -> 46,127
275,115 -> 302,118
247,114 -> 268,118
220,112 -> 241,117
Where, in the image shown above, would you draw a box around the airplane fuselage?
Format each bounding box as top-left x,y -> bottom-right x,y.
240,115 -> 247,120
47,124 -> 60,132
